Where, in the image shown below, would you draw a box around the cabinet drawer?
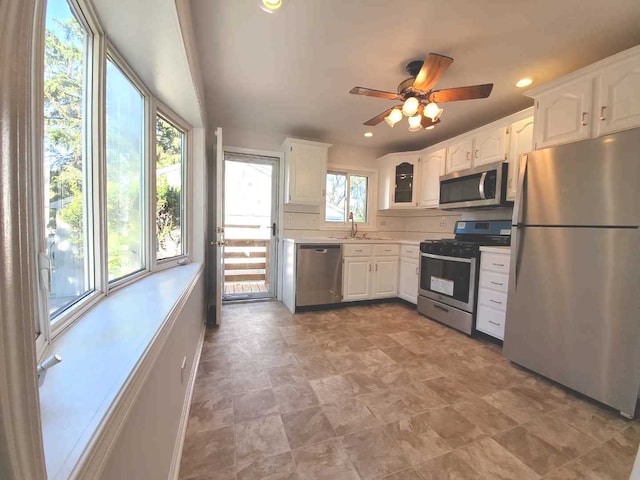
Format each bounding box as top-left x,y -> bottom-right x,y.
481,252 -> 510,274
476,304 -> 506,340
400,244 -> 419,258
479,270 -> 509,293
373,244 -> 400,256
343,244 -> 373,257
478,287 -> 508,312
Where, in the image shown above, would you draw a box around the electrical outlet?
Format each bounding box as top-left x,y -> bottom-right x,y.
439,217 -> 447,228
287,214 -> 294,222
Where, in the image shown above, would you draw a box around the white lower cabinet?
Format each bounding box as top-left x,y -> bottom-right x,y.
342,257 -> 372,301
475,248 -> 510,340
342,244 -> 399,302
397,244 -> 420,304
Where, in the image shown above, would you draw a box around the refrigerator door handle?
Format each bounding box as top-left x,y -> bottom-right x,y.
512,154 -> 528,226
478,172 -> 487,200
511,226 -> 525,289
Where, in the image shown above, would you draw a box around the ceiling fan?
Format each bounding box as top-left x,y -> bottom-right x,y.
350,53 -> 493,131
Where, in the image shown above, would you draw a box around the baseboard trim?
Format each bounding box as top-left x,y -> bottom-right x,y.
169,321 -> 206,480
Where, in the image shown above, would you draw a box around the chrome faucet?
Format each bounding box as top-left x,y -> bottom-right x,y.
348,212 -> 358,238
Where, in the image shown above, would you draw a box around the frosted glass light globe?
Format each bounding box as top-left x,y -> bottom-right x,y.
402,97 -> 419,117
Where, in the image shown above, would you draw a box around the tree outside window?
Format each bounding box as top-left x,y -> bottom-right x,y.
325,172 -> 368,223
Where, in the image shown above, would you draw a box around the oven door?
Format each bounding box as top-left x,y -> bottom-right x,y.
419,252 -> 477,313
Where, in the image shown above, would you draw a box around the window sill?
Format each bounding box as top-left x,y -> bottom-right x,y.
39,262 -> 203,480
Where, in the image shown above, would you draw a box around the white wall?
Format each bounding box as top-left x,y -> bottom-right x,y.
98,275 -> 205,480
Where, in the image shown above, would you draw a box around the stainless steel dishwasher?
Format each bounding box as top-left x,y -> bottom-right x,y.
296,244 -> 342,307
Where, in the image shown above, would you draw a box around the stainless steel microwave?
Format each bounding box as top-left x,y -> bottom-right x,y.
439,161 -> 510,209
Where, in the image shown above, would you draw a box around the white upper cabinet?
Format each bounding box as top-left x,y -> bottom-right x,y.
377,152 -> 421,209
445,136 -> 473,173
533,77 -> 593,149
282,138 -> 331,205
596,56 -> 640,136
506,115 -> 534,202
419,148 -> 445,208
528,45 -> 640,149
473,125 -> 510,166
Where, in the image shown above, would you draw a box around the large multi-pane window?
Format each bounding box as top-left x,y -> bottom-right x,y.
38,0 -> 191,344
106,59 -> 145,281
43,0 -> 93,318
325,171 -> 369,223
156,115 -> 185,260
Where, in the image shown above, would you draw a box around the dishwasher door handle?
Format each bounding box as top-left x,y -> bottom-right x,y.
315,248 -> 328,254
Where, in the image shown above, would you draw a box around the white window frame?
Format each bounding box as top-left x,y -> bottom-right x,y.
32,0 -> 193,360
103,45 -> 151,291
152,103 -> 191,271
39,0 -> 106,343
322,164 -> 377,231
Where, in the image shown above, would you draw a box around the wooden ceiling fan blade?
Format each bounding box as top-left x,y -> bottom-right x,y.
413,53 -> 453,92
363,106 -> 401,126
430,84 -> 494,103
350,87 -> 402,100
420,117 -> 441,129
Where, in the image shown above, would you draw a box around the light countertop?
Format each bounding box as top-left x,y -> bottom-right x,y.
283,238 -> 420,245
480,245 -> 511,254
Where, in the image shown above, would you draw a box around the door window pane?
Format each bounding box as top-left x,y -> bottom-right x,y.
106,59 -> 144,280
43,0 -> 92,318
350,175 -> 368,222
325,173 -> 346,222
156,116 -> 184,259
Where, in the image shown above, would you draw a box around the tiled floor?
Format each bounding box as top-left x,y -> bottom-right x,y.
179,301 -> 639,480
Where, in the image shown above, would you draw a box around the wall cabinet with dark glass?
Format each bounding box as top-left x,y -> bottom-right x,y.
377,153 -> 420,209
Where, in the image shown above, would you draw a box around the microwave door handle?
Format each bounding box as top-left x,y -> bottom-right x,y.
478,172 -> 487,200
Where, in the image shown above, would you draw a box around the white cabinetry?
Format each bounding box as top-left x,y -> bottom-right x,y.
528,45 -> 640,149
596,56 -> 640,136
445,136 -> 473,173
419,148 -> 445,208
473,125 -> 510,166
475,248 -> 510,340
533,77 -> 593,149
506,115 -> 534,202
342,244 -> 399,301
282,138 -> 331,205
397,244 -> 420,304
377,153 -> 421,209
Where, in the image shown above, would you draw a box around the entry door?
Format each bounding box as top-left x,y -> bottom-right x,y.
223,152 -> 279,300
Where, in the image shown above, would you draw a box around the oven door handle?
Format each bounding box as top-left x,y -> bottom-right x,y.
421,252 -> 472,264
478,171 -> 487,200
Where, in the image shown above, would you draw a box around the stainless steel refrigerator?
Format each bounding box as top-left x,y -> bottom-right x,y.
504,128 -> 640,418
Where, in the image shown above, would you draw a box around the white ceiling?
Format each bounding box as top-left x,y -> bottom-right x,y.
188,0 -> 640,153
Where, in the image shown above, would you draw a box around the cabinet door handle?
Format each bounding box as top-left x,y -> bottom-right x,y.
375,264 -> 378,272
474,149 -> 479,159
488,320 -> 501,326
490,299 -> 502,305
581,112 -> 588,126
466,151 -> 471,161
368,264 -> 371,271
492,263 -> 505,267
415,267 -> 419,275
490,281 -> 503,286
600,106 -> 607,121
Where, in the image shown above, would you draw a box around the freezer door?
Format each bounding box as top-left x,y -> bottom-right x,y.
505,226 -> 640,416
521,128 -> 640,226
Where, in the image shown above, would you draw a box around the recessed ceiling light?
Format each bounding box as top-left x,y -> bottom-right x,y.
516,78 -> 533,88
364,132 -> 373,137
258,0 -> 283,13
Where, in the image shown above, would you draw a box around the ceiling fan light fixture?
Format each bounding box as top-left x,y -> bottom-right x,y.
408,113 -> 422,131
402,97 -> 419,117
258,0 -> 283,13
364,132 -> 373,137
424,102 -> 441,121
385,108 -> 403,127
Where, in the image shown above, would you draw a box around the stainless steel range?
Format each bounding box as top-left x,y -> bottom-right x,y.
417,220 -> 511,335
